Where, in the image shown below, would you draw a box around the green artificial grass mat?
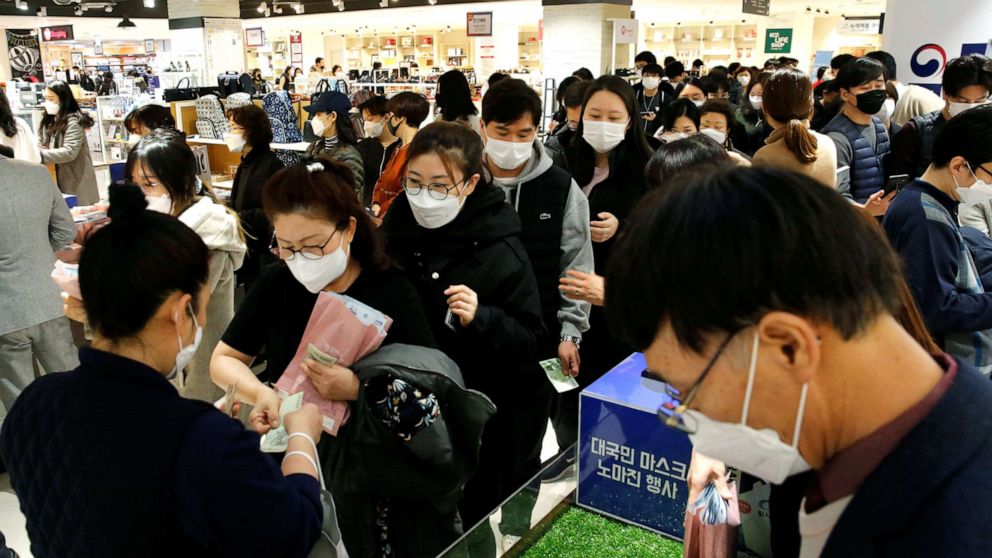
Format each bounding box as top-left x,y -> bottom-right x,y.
520,507 -> 683,558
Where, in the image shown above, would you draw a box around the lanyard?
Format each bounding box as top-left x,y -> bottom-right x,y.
641,92 -> 657,114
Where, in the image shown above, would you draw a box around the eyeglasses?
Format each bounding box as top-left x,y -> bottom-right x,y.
270,230 -> 340,261
402,176 -> 467,201
656,332 -> 736,434
949,95 -> 991,104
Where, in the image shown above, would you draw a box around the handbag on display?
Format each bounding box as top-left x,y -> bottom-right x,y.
163,77 -> 198,102
224,92 -> 252,111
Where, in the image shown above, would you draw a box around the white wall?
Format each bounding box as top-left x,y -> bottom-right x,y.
882,0 -> 992,92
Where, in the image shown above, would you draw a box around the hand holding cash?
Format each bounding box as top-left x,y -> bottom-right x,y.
540,358 -> 580,393
260,392 -> 306,452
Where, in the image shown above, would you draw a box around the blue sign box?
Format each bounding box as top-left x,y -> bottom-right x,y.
576,353 -> 694,539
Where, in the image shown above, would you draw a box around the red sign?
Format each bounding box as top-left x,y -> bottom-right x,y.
289,31 -> 302,65
41,25 -> 74,42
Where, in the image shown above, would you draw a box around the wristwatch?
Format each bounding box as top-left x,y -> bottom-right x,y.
560,334 -> 582,348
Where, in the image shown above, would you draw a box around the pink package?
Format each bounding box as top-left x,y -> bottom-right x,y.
51,261 -> 81,299
275,292 -> 391,436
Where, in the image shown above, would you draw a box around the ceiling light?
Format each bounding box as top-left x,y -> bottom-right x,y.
143,0 -> 155,7
264,7 -> 271,16
257,2 -> 266,13
16,1 -> 28,11
272,5 -> 282,13
117,16 -> 136,28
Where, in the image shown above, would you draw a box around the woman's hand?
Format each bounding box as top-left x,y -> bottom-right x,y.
61,292 -> 87,323
687,450 -> 733,507
249,386 -> 283,435
590,212 -> 619,243
445,285 -> 479,327
282,402 -> 324,443
862,189 -> 897,217
301,359 -> 360,401
559,270 -> 606,307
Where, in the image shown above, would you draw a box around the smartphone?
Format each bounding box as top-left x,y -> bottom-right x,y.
444,308 -> 458,332
640,111 -> 653,116
883,174 -> 910,196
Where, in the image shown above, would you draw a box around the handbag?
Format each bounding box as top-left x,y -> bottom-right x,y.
285,436 -> 349,558
163,77 -> 198,102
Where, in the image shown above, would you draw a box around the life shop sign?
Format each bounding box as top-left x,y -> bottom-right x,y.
41,25 -> 74,42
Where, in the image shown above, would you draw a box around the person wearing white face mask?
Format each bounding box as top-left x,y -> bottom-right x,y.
557,76 -> 652,450
356,95 -> 398,207
0,183 -> 327,558
381,121 -> 545,526
884,105 -> 992,374
38,80 -> 99,205
887,54 -> 992,181
635,63 -> 672,138
124,104 -> 177,150
304,91 -> 366,202
480,79 -> 594,474
127,129 -> 245,403
226,105 -> 284,290
657,98 -> 700,144
609,165 -> 992,558
677,77 -> 708,109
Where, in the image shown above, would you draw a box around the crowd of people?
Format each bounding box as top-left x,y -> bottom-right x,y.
0,47 -> 991,558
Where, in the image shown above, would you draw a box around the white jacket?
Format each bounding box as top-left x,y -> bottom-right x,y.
0,118 -> 42,164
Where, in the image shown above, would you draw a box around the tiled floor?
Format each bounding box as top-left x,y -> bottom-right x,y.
0,420 -> 564,558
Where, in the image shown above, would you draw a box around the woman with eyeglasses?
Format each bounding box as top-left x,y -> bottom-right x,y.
210,159 -> 439,556
380,121 -> 545,525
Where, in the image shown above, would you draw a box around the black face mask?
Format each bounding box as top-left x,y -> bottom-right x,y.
854,89 -> 886,115
387,116 -> 401,136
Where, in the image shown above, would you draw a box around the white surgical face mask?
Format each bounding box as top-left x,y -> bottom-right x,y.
485,136 -> 533,170
145,194 -> 172,215
364,120 -> 384,138
877,98 -> 896,122
407,186 -> 468,229
738,76 -> 751,87
642,77 -> 661,90
44,101 -> 60,115
685,332 -> 812,485
170,303 -> 202,382
223,132 -> 246,153
660,131 -> 689,143
583,120 -> 627,153
692,99 -> 705,108
948,99 -> 990,118
127,135 -> 142,148
311,115 -> 327,137
954,162 -> 992,205
285,235 -> 350,294
749,95 -> 763,110
699,128 -> 728,145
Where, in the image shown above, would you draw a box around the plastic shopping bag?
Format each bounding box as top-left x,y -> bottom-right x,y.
275,292 -> 392,436
682,481 -> 740,558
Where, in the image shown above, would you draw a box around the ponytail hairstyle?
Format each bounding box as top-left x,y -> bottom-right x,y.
763,68 -> 819,164
80,183 -> 209,342
262,158 -> 391,272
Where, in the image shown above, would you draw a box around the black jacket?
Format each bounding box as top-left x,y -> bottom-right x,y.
382,186 -> 546,402
357,137 -> 399,208
79,74 -> 96,92
232,147 -> 283,285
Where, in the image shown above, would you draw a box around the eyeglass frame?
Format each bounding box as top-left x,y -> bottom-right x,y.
656,331 -> 738,434
269,229 -> 342,261
401,176 -> 470,201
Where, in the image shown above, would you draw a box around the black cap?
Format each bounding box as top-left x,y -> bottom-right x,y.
305,91 -> 351,115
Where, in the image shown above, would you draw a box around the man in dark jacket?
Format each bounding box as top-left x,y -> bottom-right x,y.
883,105 -> 992,376
608,164 -> 992,558
544,80 -> 590,169
822,57 -> 892,209
227,105 -> 284,289
887,54 -> 992,180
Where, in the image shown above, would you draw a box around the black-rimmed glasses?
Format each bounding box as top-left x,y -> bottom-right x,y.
269,230 -> 339,261
656,332 -> 736,434
402,177 -> 467,200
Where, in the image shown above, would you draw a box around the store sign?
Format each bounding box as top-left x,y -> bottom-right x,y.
466,12 -> 493,37
245,27 -> 264,48
289,31 -> 303,65
838,17 -> 881,35
41,25 -> 74,42
742,0 -> 769,16
5,29 -> 42,80
613,19 -> 638,45
765,28 -> 792,53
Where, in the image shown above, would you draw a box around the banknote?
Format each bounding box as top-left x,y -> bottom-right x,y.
259,391 -> 304,453
539,358 -> 580,393
306,343 -> 338,367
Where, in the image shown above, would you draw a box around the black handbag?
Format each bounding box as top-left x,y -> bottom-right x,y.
163,78 -> 198,102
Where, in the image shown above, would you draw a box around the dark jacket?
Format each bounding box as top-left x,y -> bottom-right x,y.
886,109 -> 947,180
882,180 -> 992,375
0,348 -> 322,558
821,357 -> 992,557
822,113 -> 890,203
381,186 -> 546,402
96,79 -> 117,96
79,74 -> 96,92
232,146 -> 284,287
305,139 -> 365,201
357,137 -> 399,209
326,344 -> 496,558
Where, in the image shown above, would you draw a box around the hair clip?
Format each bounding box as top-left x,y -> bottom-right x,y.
306,161 -> 325,173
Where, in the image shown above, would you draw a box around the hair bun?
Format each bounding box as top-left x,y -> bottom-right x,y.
107,182 -> 149,223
